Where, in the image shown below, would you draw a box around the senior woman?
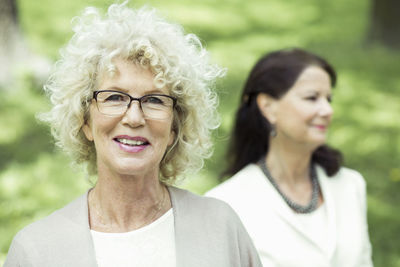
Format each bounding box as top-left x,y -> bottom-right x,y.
207,48 -> 373,266
5,3 -> 261,267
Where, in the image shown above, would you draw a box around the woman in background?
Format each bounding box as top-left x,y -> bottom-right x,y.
5,3 -> 261,267
207,48 -> 373,266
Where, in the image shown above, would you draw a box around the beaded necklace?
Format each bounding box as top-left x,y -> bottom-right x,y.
257,157 -> 320,214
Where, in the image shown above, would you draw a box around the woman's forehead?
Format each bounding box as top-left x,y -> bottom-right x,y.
289,66 -> 331,93
97,59 -> 169,96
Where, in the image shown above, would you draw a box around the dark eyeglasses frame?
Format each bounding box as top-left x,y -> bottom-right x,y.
93,90 -> 177,111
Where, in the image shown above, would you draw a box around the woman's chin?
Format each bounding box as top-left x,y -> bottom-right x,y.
309,138 -> 327,150
111,160 -> 160,177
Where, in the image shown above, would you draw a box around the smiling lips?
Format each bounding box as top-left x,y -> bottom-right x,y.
114,135 -> 149,153
314,125 -> 328,131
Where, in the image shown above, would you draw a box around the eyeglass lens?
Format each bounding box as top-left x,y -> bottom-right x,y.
95,91 -> 174,119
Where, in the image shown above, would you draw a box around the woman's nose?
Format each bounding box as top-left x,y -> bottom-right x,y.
319,99 -> 333,117
121,101 -> 146,127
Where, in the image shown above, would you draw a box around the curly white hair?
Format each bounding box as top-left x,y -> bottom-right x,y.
40,2 -> 225,184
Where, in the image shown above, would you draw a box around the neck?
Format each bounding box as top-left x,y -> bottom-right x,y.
266,137 -> 313,185
89,167 -> 170,233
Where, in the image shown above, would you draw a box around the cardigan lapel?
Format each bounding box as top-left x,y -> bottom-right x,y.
167,186 -> 198,267
59,191 -> 98,267
168,186 -> 184,267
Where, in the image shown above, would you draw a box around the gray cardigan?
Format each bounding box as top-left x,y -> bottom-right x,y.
4,186 -> 262,267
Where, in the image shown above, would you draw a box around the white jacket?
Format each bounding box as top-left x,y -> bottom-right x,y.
207,164 -> 373,267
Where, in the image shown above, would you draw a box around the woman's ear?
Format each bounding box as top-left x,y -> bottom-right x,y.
168,129 -> 175,147
82,120 -> 94,141
256,93 -> 277,123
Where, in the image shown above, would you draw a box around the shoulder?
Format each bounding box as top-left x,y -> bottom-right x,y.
206,164 -> 263,198
323,166 -> 366,189
169,187 -> 262,266
15,193 -> 87,238
7,194 -> 88,255
169,186 -> 251,235
319,166 -> 367,203
169,186 -> 239,219
5,193 -> 97,266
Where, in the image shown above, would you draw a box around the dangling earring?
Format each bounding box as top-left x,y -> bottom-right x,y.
270,124 -> 277,137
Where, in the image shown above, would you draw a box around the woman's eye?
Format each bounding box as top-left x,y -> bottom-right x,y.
144,96 -> 164,104
105,94 -> 124,101
306,96 -> 317,101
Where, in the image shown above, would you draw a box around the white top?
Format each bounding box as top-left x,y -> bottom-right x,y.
90,209 -> 176,267
296,204 -> 329,255
206,164 -> 373,267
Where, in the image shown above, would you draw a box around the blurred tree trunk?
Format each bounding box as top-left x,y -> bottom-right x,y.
368,0 -> 400,49
0,0 -> 49,88
0,0 -> 18,24
0,0 -> 24,85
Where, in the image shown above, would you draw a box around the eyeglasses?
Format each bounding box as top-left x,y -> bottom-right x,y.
93,90 -> 177,120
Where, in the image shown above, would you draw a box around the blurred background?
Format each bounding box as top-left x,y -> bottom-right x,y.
0,0 -> 399,265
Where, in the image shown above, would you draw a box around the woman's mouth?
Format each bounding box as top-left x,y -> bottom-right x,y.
113,136 -> 150,153
314,125 -> 327,131
115,138 -> 149,146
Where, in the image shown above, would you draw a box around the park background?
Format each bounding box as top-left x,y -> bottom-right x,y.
1,0 -> 399,265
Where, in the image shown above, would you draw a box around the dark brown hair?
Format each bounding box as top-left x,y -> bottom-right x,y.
223,48 -> 342,178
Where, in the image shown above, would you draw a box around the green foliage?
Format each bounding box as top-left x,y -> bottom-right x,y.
1,0 -> 399,265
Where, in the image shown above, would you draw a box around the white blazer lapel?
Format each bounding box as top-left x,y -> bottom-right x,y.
316,166 -> 337,260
